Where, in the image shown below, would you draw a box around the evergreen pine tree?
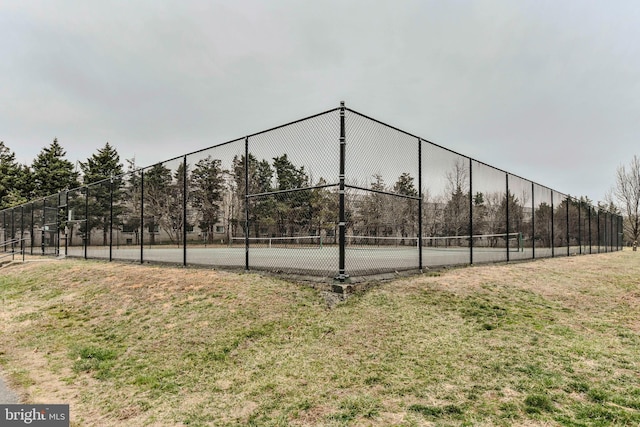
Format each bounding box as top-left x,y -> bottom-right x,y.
79,143 -> 124,245
31,138 -> 79,198
0,142 -> 22,208
79,142 -> 123,184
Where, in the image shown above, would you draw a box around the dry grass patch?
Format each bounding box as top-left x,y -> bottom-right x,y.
1,252 -> 640,426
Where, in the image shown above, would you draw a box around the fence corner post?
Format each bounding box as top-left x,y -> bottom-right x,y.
335,101 -> 349,283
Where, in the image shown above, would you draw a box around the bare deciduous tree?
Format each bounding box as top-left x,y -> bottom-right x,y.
613,155 -> 640,244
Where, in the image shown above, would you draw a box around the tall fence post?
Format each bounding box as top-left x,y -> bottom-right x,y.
418,138 -> 423,271
109,177 -> 114,262
140,170 -> 144,264
63,190 -> 68,258
597,209 -> 600,253
41,198 -> 45,255
604,210 -> 607,252
40,200 -> 44,254
183,155 -> 188,267
20,205 -> 24,257
566,197 -> 570,256
612,213 -> 616,250
619,215 -> 623,250
531,182 -> 535,259
605,212 -> 608,251
620,215 -> 623,250
578,199 -> 582,255
551,191 -> 555,257
244,136 -> 250,271
587,205 -> 593,254
84,187 -> 89,259
469,158 -> 474,265
336,101 -> 348,282
11,207 -> 15,255
609,212 -> 613,251
57,192 -> 62,257
506,173 -> 510,262
604,212 -> 608,252
30,202 -> 34,255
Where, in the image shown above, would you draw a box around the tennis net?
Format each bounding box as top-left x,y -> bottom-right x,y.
345,235 -> 419,249
230,235 -> 324,249
422,233 -> 524,252
227,232 -> 524,252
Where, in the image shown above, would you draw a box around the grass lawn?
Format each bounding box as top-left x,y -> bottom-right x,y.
1,252 -> 640,426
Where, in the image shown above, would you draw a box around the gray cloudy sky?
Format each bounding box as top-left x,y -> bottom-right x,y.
2,0 -> 639,204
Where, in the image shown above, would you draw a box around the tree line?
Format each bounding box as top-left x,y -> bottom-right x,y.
0,139 -> 120,209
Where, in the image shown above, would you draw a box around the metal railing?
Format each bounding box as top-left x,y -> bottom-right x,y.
0,237 -> 28,263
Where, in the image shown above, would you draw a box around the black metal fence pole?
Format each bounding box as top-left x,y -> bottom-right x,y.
64,191 -> 68,257
531,182 -> 535,259
506,173 -> 510,262
84,187 -> 89,259
10,209 -> 14,260
620,215 -> 623,250
606,211 -> 609,252
469,158 -> 473,265
614,214 -> 616,250
140,170 -> 144,264
57,192 -> 62,256
611,213 -> 614,251
587,205 -> 593,254
110,177 -> 114,262
613,213 -> 616,250
183,155 -> 188,267
604,212 -> 613,252
604,211 -> 607,252
551,191 -> 555,257
566,197 -> 570,256
418,138 -> 423,271
578,200 -> 582,255
610,212 -> 613,251
604,212 -> 608,252
41,198 -> 45,255
616,215 -> 619,250
20,205 -> 24,257
337,101 -> 348,281
11,207 -> 15,254
597,209 -> 601,253
244,136 -> 250,271
605,211 -> 608,252
30,202 -> 34,255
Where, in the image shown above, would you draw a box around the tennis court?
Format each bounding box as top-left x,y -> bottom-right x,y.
62,232 -> 558,276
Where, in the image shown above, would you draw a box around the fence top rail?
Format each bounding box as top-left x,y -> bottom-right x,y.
246,107 -> 339,139
345,106 -> 570,198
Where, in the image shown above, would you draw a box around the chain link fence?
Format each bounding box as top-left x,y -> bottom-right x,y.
0,102 -> 624,278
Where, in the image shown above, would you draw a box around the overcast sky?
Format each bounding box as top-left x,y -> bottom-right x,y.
2,0 -> 639,204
